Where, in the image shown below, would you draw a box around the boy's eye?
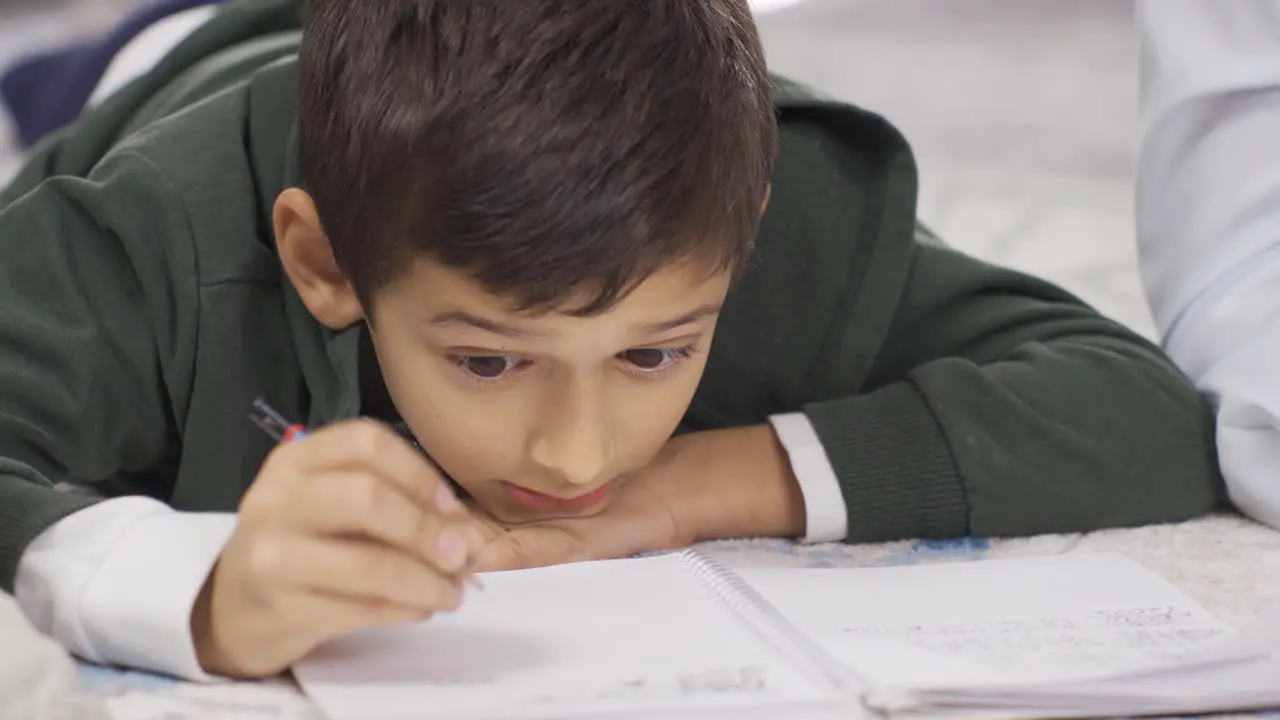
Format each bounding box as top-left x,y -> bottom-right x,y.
458,355 -> 520,379
621,347 -> 691,372
623,349 -> 667,369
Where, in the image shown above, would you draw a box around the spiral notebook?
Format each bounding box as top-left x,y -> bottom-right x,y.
292,552 -> 1280,720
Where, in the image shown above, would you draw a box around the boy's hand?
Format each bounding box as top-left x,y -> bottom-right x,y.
476,424 -> 807,571
191,420 -> 486,678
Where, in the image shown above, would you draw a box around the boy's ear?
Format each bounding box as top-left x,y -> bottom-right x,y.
760,183 -> 772,216
273,189 -> 364,330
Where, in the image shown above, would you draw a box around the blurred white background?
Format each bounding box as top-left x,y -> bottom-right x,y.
755,0 -> 1146,336
0,0 -> 1150,335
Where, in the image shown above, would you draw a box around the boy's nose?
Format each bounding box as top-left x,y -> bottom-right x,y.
528,403 -> 614,487
528,430 -> 613,487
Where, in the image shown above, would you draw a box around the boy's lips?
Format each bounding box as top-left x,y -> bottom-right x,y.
501,479 -> 617,513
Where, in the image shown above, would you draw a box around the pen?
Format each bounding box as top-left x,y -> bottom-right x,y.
248,398 -> 485,590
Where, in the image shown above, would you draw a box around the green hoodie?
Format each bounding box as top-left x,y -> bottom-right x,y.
0,0 -> 1223,591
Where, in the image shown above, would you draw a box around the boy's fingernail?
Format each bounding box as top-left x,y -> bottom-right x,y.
436,530 -> 468,570
435,484 -> 462,514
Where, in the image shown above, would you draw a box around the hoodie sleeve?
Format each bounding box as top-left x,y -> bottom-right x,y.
802,229 -> 1226,542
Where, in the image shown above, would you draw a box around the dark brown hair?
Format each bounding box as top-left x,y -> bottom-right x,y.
297,0 -> 777,315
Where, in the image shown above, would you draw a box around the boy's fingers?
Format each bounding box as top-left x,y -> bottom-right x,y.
280,591 -> 431,647
287,472 -> 480,573
290,419 -> 466,515
263,535 -> 466,614
475,527 -> 583,572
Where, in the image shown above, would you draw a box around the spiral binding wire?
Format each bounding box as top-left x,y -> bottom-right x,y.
677,549 -> 868,694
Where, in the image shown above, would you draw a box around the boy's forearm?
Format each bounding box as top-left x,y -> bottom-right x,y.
0,152 -> 197,590
658,425 -> 808,543
0,476 -> 99,593
805,332 -> 1226,543
803,382 -> 967,543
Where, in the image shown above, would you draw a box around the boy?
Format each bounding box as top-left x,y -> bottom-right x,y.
2,0 -> 1222,682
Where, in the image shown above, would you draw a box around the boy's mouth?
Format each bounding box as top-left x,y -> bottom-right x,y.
500,479 -> 617,514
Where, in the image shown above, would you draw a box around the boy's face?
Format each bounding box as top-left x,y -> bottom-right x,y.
364,257 -> 731,523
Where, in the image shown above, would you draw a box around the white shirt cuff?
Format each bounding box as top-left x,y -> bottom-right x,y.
768,412 -> 849,543
14,497 -> 237,681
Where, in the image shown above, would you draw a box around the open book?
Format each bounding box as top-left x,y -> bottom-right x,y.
292,552 -> 1280,720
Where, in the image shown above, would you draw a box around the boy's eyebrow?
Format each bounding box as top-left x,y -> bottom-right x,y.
428,311 -> 538,337
428,303 -> 722,338
639,303 -> 723,334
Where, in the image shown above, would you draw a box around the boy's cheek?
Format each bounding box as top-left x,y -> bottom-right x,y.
453,481 -> 516,520
393,398 -> 527,507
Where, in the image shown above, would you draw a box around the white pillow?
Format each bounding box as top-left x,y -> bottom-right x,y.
88,5 -> 219,108
0,591 -> 109,720
748,0 -> 813,14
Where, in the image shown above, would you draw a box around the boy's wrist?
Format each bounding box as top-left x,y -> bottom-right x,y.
190,561 -> 239,677
662,424 -> 807,543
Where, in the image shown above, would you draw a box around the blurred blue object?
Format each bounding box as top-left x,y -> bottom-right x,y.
0,0 -> 225,148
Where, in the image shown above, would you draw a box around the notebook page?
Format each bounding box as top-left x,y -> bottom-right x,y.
736,553 -> 1233,690
879,653 -> 1280,720
293,553 -> 833,720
